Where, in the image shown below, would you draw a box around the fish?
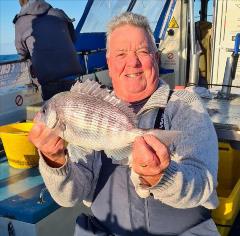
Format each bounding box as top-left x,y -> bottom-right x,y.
35,79 -> 180,163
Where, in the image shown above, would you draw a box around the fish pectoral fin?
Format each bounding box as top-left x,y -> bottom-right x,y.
67,144 -> 92,163
51,120 -> 66,137
58,122 -> 66,131
105,146 -> 131,165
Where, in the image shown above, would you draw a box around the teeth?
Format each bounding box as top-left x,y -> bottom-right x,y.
126,72 -> 142,78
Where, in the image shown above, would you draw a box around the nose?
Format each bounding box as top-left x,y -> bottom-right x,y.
126,52 -> 141,67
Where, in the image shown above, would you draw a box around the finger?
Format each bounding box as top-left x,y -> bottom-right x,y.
139,174 -> 162,187
132,135 -> 170,176
51,138 -> 66,155
28,123 -> 47,146
40,129 -> 65,155
133,136 -> 157,165
29,123 -> 61,155
139,176 -> 151,187
143,135 -> 170,170
40,137 -> 66,162
132,137 -> 161,175
143,134 -> 169,157
134,162 -> 161,176
133,155 -> 160,176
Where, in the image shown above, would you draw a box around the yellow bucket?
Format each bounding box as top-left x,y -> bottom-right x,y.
0,122 -> 39,169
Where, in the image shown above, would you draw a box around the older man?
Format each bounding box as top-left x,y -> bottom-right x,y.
29,12 -> 219,236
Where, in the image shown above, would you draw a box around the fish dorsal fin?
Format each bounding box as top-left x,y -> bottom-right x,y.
71,80 -> 137,126
71,80 -> 113,100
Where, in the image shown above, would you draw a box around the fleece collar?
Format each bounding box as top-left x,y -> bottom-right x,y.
137,79 -> 170,115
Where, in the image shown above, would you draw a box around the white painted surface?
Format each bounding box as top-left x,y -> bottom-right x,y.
211,0 -> 240,86
0,85 -> 42,125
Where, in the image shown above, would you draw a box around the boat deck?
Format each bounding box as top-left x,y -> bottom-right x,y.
203,90 -> 240,143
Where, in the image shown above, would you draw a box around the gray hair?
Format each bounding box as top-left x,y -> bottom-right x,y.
106,12 -> 158,57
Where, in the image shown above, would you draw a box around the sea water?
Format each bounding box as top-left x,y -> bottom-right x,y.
0,54 -> 19,63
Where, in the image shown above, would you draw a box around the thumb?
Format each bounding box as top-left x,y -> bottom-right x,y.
29,123 -> 43,139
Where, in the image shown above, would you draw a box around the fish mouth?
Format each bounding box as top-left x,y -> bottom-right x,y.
33,112 -> 43,122
125,72 -> 143,78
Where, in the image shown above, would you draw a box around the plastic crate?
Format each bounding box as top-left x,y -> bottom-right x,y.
212,142 -> 240,236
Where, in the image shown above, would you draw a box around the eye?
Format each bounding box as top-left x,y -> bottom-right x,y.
115,51 -> 126,59
42,106 -> 47,114
116,53 -> 125,58
137,50 -> 150,56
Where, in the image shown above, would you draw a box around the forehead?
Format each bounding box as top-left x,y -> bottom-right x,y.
109,25 -> 150,49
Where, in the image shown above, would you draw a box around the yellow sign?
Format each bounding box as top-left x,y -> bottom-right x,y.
169,17 -> 179,28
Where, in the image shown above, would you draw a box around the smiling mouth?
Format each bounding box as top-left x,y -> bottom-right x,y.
125,72 -> 143,78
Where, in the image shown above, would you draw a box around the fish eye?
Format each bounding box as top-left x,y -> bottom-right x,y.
42,106 -> 47,114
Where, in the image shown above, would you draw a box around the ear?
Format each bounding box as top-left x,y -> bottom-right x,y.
19,0 -> 28,6
154,51 -> 161,65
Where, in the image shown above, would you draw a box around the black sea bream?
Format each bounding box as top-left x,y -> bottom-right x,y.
35,80 -> 179,162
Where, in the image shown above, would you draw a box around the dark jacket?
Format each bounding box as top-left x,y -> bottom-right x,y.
13,0 -> 82,85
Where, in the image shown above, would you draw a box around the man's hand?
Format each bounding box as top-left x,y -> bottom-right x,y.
132,134 -> 170,187
28,123 -> 66,168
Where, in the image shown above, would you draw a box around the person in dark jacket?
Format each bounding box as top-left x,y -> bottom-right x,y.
13,0 -> 82,101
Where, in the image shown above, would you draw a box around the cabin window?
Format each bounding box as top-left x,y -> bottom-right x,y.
81,0 -> 131,33
194,0 -> 213,23
131,0 -> 167,31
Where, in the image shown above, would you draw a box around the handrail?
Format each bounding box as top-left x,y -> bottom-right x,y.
76,48 -> 106,56
234,33 -> 240,55
0,58 -> 27,66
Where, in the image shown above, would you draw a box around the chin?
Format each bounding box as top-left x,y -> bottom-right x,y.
123,92 -> 149,103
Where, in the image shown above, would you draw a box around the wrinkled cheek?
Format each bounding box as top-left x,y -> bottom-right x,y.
142,58 -> 159,79
113,62 -> 125,76
141,57 -> 154,70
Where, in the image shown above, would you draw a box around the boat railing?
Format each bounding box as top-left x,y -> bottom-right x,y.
0,58 -> 26,66
77,48 -> 107,75
0,58 -> 33,90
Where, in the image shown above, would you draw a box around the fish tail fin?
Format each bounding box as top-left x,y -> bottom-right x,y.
145,129 -> 181,146
105,145 -> 132,164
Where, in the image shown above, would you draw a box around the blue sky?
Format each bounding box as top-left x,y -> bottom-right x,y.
0,0 -> 211,55
0,0 -> 87,55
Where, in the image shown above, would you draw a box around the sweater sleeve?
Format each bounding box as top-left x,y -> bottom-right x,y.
14,22 -> 29,59
39,150 -> 102,207
140,90 -> 218,209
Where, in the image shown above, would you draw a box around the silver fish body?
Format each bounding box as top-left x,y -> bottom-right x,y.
37,80 -> 179,161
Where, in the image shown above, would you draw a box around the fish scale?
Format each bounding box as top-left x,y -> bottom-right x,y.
36,80 -> 179,161
62,102 -> 132,132
62,95 -> 134,132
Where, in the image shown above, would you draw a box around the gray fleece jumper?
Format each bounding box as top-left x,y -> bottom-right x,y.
38,81 -> 220,235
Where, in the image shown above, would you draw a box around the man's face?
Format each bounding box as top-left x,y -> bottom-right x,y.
107,25 -> 159,103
